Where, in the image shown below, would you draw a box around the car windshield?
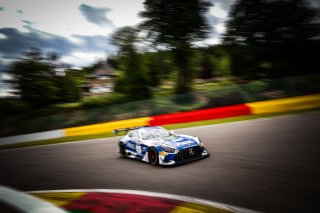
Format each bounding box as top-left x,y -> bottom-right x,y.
141,128 -> 170,140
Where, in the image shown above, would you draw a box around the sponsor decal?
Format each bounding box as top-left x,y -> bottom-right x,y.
126,142 -> 135,150
136,145 -> 141,154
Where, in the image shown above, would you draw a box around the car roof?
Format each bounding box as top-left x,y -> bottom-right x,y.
138,126 -> 165,133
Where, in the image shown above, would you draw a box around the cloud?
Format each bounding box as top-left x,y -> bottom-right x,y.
107,0 -> 144,27
72,34 -> 115,52
0,27 -> 77,61
0,0 -> 143,73
203,1 -> 235,44
59,34 -> 116,66
79,4 -> 114,27
210,3 -> 228,18
208,0 -> 236,11
205,13 -> 227,42
0,62 -> 7,73
0,1 -> 114,39
0,23 -> 116,72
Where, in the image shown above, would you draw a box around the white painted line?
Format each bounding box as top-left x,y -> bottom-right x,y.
0,185 -> 66,213
29,189 -> 261,213
0,130 -> 65,145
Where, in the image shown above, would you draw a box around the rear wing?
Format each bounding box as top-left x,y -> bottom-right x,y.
112,125 -> 149,134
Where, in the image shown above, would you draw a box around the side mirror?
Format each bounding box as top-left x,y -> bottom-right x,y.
169,130 -> 175,135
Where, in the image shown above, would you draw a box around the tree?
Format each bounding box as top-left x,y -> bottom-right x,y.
145,53 -> 161,87
224,0 -> 320,78
112,26 -> 151,99
8,48 -> 60,106
8,48 -> 81,106
57,70 -> 81,102
199,51 -> 214,79
140,0 -> 212,93
144,51 -> 173,87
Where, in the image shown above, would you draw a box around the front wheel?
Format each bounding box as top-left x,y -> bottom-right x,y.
119,142 -> 126,157
148,147 -> 159,165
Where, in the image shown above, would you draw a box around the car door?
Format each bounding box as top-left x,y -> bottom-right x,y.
127,131 -> 140,154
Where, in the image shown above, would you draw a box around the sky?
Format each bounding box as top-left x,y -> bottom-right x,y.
0,0 -> 235,73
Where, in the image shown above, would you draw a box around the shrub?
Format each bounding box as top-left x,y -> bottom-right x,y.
0,99 -> 29,117
171,93 -> 198,105
204,92 -> 245,108
82,93 -> 129,108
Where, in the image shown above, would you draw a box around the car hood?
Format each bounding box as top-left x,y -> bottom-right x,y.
162,134 -> 199,149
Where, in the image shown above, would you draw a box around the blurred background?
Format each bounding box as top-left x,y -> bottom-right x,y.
0,0 -> 319,137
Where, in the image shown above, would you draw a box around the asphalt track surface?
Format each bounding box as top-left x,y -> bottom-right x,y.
0,111 -> 319,213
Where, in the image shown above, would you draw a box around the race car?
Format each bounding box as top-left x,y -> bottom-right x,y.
113,126 -> 209,166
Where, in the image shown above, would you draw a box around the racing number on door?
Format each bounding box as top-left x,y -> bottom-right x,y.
136,145 -> 142,155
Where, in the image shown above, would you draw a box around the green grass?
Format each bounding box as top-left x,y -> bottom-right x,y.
0,108 -> 318,150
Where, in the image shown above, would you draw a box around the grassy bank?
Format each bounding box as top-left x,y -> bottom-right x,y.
1,74 -> 320,138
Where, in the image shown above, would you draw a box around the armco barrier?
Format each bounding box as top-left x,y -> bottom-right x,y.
64,117 -> 151,137
247,94 -> 320,115
150,104 -> 251,126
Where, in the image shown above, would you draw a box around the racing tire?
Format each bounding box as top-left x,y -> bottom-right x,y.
119,142 -> 126,157
148,147 -> 159,166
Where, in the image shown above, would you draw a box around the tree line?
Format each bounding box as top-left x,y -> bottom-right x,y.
5,0 -> 320,107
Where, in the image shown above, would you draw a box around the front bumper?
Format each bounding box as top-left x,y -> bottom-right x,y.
159,147 -> 210,166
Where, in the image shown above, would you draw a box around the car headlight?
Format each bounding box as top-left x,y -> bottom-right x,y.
194,137 -> 202,145
161,146 -> 176,153
197,138 -> 205,146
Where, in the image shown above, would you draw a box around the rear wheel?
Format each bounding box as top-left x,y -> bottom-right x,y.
148,147 -> 159,165
119,142 -> 126,157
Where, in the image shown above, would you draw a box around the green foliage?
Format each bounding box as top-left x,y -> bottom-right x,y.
266,75 -> 320,96
140,0 -> 212,93
224,0 -> 320,78
0,99 -> 29,118
172,44 -> 193,93
144,53 -> 166,87
140,0 -> 212,45
112,26 -> 139,56
57,71 -> 81,102
199,54 -> 214,79
243,80 -> 268,94
114,51 -> 151,100
204,92 -> 245,108
112,26 -> 152,100
171,92 -> 198,105
8,49 -> 60,106
143,50 -> 175,88
7,48 -> 83,107
82,93 -> 129,108
215,56 -> 231,77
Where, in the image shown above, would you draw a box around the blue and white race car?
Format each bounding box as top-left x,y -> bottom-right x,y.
113,126 -> 209,166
